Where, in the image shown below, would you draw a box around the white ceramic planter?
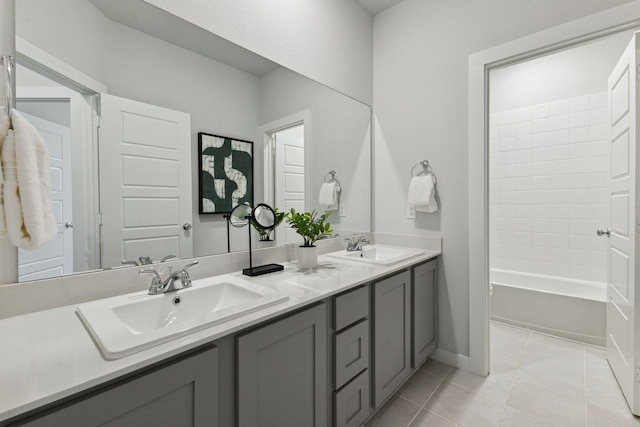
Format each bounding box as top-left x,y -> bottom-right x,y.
297,246 -> 318,269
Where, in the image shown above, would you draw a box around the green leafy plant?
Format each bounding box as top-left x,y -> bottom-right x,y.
251,207 -> 286,240
286,209 -> 333,247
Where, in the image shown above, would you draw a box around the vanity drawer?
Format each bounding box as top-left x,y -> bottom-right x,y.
335,319 -> 369,389
334,285 -> 369,331
334,369 -> 371,427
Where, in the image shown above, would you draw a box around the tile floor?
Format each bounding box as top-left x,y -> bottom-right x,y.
365,321 -> 640,426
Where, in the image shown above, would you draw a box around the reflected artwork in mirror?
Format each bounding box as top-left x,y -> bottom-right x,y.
10,0 -> 371,284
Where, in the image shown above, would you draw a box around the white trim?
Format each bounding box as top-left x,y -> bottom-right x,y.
431,347 -> 471,371
468,0 -> 640,377
16,36 -> 107,95
258,110 -> 312,209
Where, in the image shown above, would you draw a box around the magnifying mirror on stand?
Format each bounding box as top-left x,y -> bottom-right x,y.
228,203 -> 284,276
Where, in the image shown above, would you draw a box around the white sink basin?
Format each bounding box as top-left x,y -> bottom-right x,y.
326,244 -> 425,266
77,275 -> 288,359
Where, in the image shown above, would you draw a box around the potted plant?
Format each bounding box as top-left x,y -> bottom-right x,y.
286,209 -> 333,268
251,207 -> 285,242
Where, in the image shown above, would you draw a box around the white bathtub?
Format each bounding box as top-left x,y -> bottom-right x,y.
490,269 -> 606,346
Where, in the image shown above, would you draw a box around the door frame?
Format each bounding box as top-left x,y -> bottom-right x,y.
258,110 -> 311,210
468,2 -> 640,376
16,36 -> 106,271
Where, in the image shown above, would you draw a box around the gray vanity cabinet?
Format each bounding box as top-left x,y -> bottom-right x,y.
412,259 -> 438,367
14,345 -> 218,427
372,270 -> 412,407
237,303 -> 328,427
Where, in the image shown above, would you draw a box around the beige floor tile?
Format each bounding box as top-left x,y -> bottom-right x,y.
585,354 -> 631,416
524,332 -> 585,361
586,403 -> 640,427
499,405 -> 563,427
399,370 -> 442,406
490,323 -> 530,373
409,409 -> 459,427
506,380 -> 585,427
365,395 -> 421,427
445,367 -> 515,404
423,381 -> 504,427
516,352 -> 585,401
420,358 -> 452,379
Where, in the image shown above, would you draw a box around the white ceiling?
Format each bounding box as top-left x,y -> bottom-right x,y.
356,0 -> 404,15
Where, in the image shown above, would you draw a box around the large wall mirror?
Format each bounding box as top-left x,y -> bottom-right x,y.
13,0 -> 371,283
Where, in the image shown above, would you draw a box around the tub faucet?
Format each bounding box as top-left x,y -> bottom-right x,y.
345,236 -> 370,252
139,261 -> 199,295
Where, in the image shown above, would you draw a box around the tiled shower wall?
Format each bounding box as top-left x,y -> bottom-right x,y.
489,92 -> 609,283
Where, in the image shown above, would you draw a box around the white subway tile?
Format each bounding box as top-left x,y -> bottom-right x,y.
514,149 -> 531,164
569,189 -> 590,204
569,250 -> 592,266
569,158 -> 589,174
569,142 -> 589,159
549,114 -> 569,131
500,123 -> 515,138
569,265 -> 592,280
589,267 -> 607,283
490,152 -> 499,165
570,126 -> 591,142
549,99 -> 569,116
531,133 -> 551,148
531,118 -> 550,134
570,111 -> 589,128
569,204 -> 591,219
515,191 -> 532,205
499,137 -> 515,151
589,156 -> 608,173
569,235 -> 591,250
589,140 -> 609,157
591,203 -> 608,220
513,163 -> 532,177
532,103 -> 550,119
514,135 -> 532,150
589,172 -> 609,188
500,191 -> 516,204
569,95 -> 589,113
513,177 -> 532,190
512,218 -> 532,231
589,108 -> 608,125
514,204 -> 532,217
500,204 -> 515,218
500,110 -> 516,125
589,92 -> 607,110
499,150 -> 515,165
590,124 -> 609,141
514,232 -> 533,246
515,121 -> 531,136
515,106 -> 532,122
548,130 -> 569,145
547,262 -> 570,278
489,113 -> 500,127
501,178 -> 516,191
568,219 -> 592,235
569,173 -> 590,189
489,139 -> 499,153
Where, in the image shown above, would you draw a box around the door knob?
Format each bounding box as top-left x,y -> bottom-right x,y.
183,223 -> 192,230
596,228 -> 611,237
65,222 -> 74,228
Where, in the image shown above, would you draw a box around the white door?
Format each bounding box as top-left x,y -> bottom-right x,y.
99,94 -> 192,268
606,32 -> 639,414
17,112 -> 73,281
274,124 -> 305,244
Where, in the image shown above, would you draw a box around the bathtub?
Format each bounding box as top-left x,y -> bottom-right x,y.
490,269 -> 606,346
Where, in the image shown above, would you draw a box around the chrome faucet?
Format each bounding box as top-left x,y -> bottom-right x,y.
139,261 -> 199,295
345,236 -> 370,252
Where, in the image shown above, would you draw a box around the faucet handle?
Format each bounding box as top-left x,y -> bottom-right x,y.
181,260 -> 199,272
139,268 -> 163,294
161,254 -> 177,262
139,268 -> 161,281
139,256 -> 153,265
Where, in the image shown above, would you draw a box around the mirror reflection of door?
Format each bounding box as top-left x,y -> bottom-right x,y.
272,124 -> 305,244
15,107 -> 73,281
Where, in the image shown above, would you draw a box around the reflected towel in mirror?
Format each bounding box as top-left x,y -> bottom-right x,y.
319,182 -> 338,211
0,108 -> 8,237
407,174 -> 438,213
1,109 -> 56,249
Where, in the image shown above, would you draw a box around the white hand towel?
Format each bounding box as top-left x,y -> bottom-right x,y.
1,109 -> 56,249
408,174 -> 438,213
319,182 -> 338,211
0,108 -> 9,238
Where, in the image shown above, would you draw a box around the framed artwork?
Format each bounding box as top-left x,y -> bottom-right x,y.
198,132 -> 253,214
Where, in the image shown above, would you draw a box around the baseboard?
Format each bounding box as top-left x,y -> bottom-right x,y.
430,347 -> 471,372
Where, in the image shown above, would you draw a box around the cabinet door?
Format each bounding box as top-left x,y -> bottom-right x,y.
373,270 -> 411,407
237,303 -> 328,427
413,259 -> 438,367
17,346 -> 218,427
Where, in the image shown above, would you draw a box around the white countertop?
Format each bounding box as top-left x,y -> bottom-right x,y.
0,250 -> 440,422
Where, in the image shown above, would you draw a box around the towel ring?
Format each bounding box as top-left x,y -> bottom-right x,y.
1,55 -> 14,118
324,170 -> 342,192
411,160 -> 437,184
